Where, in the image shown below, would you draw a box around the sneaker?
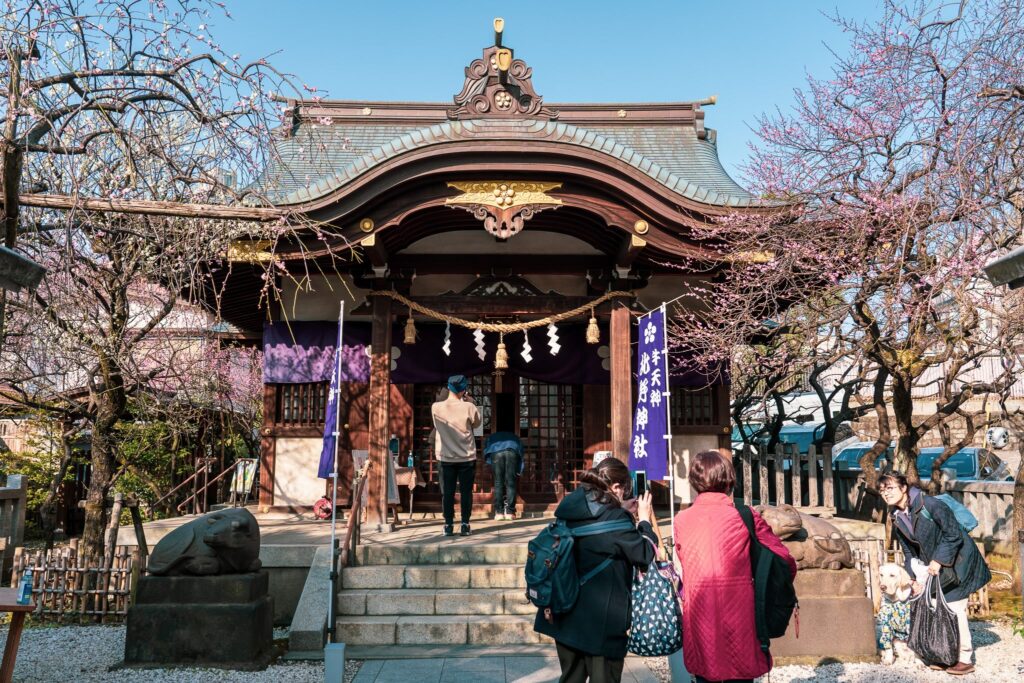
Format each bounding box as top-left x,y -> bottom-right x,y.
442,524 -> 454,537
506,511 -> 516,520
460,523 -> 471,536
495,513 -> 507,521
946,663 -> 975,676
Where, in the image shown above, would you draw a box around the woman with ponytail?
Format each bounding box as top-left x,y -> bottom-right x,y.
534,458 -> 658,683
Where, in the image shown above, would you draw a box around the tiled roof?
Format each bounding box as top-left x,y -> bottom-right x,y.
256,118 -> 758,208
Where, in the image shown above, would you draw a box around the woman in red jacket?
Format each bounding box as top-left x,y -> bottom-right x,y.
673,451 -> 797,683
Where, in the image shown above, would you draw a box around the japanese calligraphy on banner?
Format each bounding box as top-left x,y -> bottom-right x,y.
629,307 -> 670,481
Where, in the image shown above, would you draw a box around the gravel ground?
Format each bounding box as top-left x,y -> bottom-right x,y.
643,620 -> 1024,683
0,624 -> 363,683
3,620 -> 1021,682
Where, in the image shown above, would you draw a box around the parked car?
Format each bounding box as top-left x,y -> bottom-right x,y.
832,441 -> 894,471
832,444 -> 1010,482
916,446 -> 1011,482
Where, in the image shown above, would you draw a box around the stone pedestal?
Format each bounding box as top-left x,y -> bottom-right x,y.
771,569 -> 878,664
124,570 -> 274,669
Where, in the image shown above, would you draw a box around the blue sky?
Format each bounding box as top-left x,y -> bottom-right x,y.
214,1 -> 882,182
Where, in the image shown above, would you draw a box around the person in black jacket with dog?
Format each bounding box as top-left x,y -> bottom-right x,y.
534,458 -> 657,683
880,470 -> 991,676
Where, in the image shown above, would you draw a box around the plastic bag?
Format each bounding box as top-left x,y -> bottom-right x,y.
907,575 -> 959,667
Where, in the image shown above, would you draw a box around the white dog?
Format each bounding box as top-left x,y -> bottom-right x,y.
877,563 -> 913,665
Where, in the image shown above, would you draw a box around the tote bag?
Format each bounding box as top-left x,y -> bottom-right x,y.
908,575 -> 960,667
627,555 -> 683,657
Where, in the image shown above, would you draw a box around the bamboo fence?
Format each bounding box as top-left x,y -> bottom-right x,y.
10,541 -> 145,623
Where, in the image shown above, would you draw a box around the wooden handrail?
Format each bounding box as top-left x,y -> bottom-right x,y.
149,465 -> 209,514
176,459 -> 248,514
339,461 -> 372,568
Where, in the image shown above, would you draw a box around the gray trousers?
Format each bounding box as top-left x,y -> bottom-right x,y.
491,449 -> 521,514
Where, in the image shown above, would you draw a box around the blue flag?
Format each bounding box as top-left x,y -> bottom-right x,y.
317,314 -> 344,479
629,307 -> 669,481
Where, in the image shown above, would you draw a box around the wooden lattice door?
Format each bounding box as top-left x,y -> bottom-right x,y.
517,378 -> 583,503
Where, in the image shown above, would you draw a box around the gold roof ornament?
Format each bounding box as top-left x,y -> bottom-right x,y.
445,181 -> 563,240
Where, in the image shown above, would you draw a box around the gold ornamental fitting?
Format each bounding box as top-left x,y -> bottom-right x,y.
633,219 -> 649,235
494,17 -> 504,33
359,218 -> 375,233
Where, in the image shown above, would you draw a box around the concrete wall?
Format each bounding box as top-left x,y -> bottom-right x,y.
274,438 -> 325,509
260,544 -> 317,626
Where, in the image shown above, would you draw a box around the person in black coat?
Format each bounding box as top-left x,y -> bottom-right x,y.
880,470 -> 991,676
534,458 -> 657,683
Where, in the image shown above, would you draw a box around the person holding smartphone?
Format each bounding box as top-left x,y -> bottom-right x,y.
430,375 -> 482,537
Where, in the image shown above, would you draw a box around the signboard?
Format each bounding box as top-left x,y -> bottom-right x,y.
629,307 -> 670,481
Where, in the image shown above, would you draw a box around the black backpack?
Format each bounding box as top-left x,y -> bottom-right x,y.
524,517 -> 635,614
737,505 -> 799,653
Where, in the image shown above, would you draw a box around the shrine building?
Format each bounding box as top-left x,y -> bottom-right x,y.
216,21 -> 772,526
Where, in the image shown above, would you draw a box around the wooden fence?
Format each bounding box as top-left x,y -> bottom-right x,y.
736,443 -> 835,514
847,536 -> 990,617
10,542 -> 145,622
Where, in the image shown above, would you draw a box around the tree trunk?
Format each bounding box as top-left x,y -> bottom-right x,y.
80,383 -> 124,561
39,426 -> 77,550
891,376 -> 921,485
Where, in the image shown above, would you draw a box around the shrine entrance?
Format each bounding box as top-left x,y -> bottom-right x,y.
411,373 -> 588,511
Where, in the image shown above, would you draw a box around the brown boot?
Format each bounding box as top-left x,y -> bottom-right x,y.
946,662 -> 975,675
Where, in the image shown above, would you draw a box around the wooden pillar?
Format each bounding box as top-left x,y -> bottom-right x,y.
258,384 -> 276,511
366,295 -> 393,530
609,303 -> 632,463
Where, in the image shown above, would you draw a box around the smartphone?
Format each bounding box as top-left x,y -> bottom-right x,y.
633,471 -> 647,497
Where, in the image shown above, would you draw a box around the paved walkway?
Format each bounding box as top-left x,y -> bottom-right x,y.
352,655 -> 658,683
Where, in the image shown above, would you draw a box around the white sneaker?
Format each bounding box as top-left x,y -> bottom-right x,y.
495,513 -> 507,521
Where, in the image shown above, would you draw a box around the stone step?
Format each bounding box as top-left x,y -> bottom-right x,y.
338,588 -> 535,616
334,614 -> 550,646
355,542 -> 529,566
341,563 -> 525,590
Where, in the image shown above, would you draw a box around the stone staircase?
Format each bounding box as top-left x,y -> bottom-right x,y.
336,541 -> 551,656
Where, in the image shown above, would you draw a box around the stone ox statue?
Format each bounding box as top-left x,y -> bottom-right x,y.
148,508 -> 262,576
755,503 -> 854,570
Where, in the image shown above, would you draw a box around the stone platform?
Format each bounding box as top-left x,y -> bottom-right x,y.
124,570 -> 274,669
771,568 -> 878,664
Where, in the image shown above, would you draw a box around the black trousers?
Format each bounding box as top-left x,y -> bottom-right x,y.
491,449 -> 521,514
440,460 -> 475,525
555,642 -> 624,683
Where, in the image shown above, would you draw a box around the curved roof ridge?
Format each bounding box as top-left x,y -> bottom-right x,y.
273,119 -> 759,208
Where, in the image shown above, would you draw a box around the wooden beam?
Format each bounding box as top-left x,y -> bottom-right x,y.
360,234 -> 389,269
387,254 -> 610,274
366,295 -> 393,531
6,193 -> 284,221
610,303 -> 633,463
615,234 -> 647,271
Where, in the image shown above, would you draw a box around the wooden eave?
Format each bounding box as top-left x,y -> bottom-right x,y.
289,99 -> 706,129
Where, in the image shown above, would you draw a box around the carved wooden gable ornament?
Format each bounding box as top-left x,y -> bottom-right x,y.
447,18 -> 558,121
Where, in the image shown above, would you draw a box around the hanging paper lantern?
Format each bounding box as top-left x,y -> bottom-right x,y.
494,333 -> 508,374
586,308 -> 600,344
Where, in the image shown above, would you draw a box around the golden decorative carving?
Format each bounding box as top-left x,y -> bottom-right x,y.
633,219 -> 649,235
445,181 -> 563,240
227,240 -> 273,263
359,217 -> 375,232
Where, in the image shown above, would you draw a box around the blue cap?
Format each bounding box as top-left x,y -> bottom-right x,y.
447,375 -> 469,394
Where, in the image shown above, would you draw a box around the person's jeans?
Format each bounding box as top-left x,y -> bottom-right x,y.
491,449 -> 521,515
947,597 -> 974,664
440,460 -> 475,526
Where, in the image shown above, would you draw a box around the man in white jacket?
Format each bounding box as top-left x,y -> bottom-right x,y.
431,375 -> 481,536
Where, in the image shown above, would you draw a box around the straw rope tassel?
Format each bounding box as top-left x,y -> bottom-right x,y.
495,332 -> 508,373
403,307 -> 417,344
586,308 -> 600,344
